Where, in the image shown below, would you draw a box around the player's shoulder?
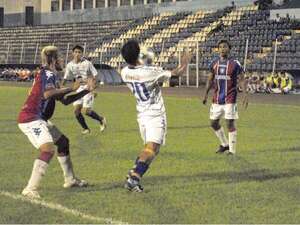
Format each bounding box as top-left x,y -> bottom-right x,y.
43,69 -> 56,81
231,58 -> 242,67
121,65 -> 129,75
209,57 -> 220,68
66,60 -> 74,66
210,56 -> 220,64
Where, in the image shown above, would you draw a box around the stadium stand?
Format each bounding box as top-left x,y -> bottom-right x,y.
1,2 -> 300,87
0,20 -> 130,65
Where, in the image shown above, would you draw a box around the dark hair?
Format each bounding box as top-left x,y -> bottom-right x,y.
121,40 -> 140,65
217,39 -> 231,49
72,45 -> 84,52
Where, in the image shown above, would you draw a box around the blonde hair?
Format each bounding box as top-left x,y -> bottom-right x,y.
41,46 -> 58,65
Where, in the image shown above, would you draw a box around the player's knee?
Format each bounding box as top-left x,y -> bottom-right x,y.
83,108 -> 91,116
211,120 -> 220,130
143,143 -> 159,163
56,135 -> 70,156
74,108 -> 81,117
226,120 -> 236,131
39,143 -> 55,163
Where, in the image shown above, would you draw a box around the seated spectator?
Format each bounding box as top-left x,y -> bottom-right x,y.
249,71 -> 260,93
264,72 -> 274,93
280,71 -> 293,94
270,72 -> 283,93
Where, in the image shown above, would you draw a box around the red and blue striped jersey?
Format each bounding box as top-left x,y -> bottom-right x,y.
209,57 -> 244,104
18,68 -> 58,123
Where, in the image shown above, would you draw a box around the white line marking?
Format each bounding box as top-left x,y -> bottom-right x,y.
0,191 -> 127,224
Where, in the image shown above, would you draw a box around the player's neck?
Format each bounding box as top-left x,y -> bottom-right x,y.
220,55 -> 228,60
73,58 -> 82,64
43,64 -> 55,72
129,61 -> 141,68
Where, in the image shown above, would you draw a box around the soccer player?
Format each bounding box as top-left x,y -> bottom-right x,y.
62,45 -> 106,134
202,39 -> 248,155
18,46 -> 97,199
120,40 -> 190,192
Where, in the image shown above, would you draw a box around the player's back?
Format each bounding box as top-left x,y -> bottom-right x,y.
121,65 -> 171,117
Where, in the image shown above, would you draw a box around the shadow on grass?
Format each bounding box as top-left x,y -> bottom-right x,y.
78,167 -> 300,193
112,125 -> 209,134
254,146 -> 300,154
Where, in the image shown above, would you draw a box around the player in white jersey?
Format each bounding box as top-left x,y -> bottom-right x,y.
62,45 -> 106,134
121,40 -> 190,192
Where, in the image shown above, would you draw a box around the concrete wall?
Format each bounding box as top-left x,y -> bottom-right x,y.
0,0 -> 254,26
0,0 -> 41,14
0,0 -> 41,26
41,0 -> 254,25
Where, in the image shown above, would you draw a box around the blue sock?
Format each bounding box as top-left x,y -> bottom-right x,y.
134,161 -> 149,177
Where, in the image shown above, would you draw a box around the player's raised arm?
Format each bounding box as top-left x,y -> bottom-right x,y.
44,79 -> 80,100
239,72 -> 249,109
171,50 -> 191,77
59,78 -> 97,105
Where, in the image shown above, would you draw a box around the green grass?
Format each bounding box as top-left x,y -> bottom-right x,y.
0,86 -> 300,224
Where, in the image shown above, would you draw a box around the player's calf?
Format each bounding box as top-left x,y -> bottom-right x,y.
226,120 -> 237,154
125,143 -> 159,192
211,120 -> 229,153
22,144 -> 55,198
55,135 -> 89,188
74,108 -> 89,133
83,108 -> 106,132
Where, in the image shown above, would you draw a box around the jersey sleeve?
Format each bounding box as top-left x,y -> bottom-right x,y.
208,59 -> 216,73
44,71 -> 57,90
152,67 -> 172,82
120,68 -> 127,82
235,60 -> 245,75
63,63 -> 73,80
88,61 -> 98,77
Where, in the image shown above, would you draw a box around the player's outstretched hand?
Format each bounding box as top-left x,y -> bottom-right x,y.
87,77 -> 97,91
181,49 -> 192,66
72,80 -> 81,91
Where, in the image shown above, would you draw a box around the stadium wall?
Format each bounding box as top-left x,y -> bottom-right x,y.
0,0 -> 254,26
270,8 -> 300,19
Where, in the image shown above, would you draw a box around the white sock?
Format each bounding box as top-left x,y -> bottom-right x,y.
214,127 -> 229,147
57,155 -> 75,182
229,130 -> 237,154
26,159 -> 48,191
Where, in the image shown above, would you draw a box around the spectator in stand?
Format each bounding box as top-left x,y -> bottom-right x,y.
280,71 -> 293,94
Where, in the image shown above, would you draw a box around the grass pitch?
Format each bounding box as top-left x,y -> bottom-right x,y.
0,85 -> 300,224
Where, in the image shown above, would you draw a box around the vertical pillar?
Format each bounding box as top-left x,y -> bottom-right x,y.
144,0 -> 147,4
59,0 -> 63,11
70,0 -> 74,10
158,0 -> 161,3
82,0 -> 85,9
93,0 -> 96,8
105,0 -> 109,7
130,0 -> 134,6
117,0 -> 121,7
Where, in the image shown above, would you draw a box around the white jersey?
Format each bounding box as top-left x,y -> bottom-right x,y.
64,59 -> 98,82
121,65 -> 171,117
